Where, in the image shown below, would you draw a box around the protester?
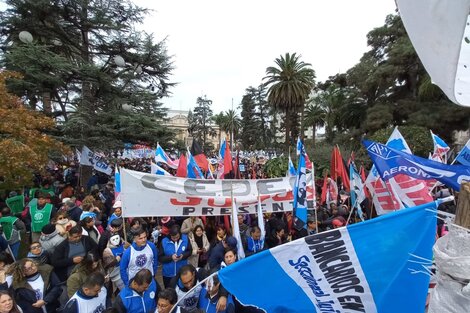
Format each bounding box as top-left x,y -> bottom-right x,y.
63,198 -> 82,223
102,234 -> 125,292
27,242 -> 50,265
53,210 -> 77,237
63,272 -> 107,313
108,201 -> 122,226
188,225 -> 210,268
159,225 -> 192,288
120,226 -> 158,286
198,274 -> 235,313
113,268 -> 159,313
51,225 -> 98,283
99,217 -> 125,256
26,192 -> 56,242
0,290 -> 22,313
208,236 -> 238,270
265,224 -> 286,248
245,226 -> 264,257
8,258 -> 62,313
0,207 -> 25,259
0,253 -> 14,290
80,212 -> 101,244
67,252 -> 105,298
180,217 -> 204,235
39,223 -> 65,255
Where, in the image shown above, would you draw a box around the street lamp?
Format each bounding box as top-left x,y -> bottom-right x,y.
18,31 -> 33,44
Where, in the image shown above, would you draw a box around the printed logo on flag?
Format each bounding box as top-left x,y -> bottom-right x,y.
367,142 -> 394,159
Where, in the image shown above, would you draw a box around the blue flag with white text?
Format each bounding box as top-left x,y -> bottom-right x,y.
363,139 -> 470,191
219,200 -> 438,313
455,138 -> 470,166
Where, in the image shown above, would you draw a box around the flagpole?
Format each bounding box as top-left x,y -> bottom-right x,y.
310,144 -> 318,233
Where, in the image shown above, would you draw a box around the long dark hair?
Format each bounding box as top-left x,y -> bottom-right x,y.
0,290 -> 21,313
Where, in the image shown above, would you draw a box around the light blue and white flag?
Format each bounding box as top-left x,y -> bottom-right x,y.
150,162 -> 172,176
219,137 -> 226,159
155,143 -> 178,169
231,200 -> 246,260
187,148 -> 204,179
257,192 -> 266,249
287,155 -> 296,176
363,139 -> 470,191
349,164 -> 365,221
219,200 -> 438,313
293,139 -> 308,230
455,137 -> 470,166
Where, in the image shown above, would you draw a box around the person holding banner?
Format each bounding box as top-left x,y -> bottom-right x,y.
0,207 -> 25,259
159,225 -> 192,288
26,192 -> 56,242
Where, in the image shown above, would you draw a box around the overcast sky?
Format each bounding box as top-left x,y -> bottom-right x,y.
134,0 -> 397,114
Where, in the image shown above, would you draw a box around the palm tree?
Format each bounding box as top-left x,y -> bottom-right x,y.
212,112 -> 226,150
222,109 -> 241,148
263,53 -> 315,150
303,100 -> 326,147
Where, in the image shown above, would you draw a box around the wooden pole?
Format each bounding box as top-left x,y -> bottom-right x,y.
454,182 -> 470,229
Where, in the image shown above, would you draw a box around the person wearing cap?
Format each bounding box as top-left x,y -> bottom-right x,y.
0,207 -> 25,259
26,192 -> 57,242
120,226 -> 159,286
108,201 -> 122,226
159,225 -> 192,288
39,223 -> 65,255
80,212 -> 101,244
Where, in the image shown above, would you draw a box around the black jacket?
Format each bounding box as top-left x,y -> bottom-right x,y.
13,264 -> 62,313
51,235 -> 98,282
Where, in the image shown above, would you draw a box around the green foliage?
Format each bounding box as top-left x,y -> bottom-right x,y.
263,53 -> 316,149
0,0 -> 175,150
369,126 -> 433,157
263,156 -> 288,178
188,96 -> 217,153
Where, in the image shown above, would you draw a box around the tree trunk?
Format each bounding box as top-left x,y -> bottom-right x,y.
42,91 -> 52,114
284,110 -> 290,152
312,124 -> 316,148
455,182 -> 470,229
300,102 -> 305,140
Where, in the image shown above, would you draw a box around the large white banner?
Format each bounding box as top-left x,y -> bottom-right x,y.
120,169 -> 315,217
79,146 -> 113,175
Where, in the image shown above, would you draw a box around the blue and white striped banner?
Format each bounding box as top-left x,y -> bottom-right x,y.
219,201 -> 437,313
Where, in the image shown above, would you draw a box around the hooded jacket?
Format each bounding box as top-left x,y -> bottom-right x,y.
39,229 -> 65,255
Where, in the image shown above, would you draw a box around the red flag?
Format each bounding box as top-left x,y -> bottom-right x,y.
320,175 -> 328,205
190,140 -> 208,171
223,141 -> 233,177
360,165 -> 371,198
330,146 -> 350,191
176,153 -> 187,177
233,151 -> 241,179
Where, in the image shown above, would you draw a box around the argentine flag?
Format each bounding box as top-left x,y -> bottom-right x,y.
150,162 -> 172,176
287,155 -> 296,176
155,143 -> 178,169
219,200 -> 438,313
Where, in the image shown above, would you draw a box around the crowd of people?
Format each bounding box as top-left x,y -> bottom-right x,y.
0,158 -> 454,313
